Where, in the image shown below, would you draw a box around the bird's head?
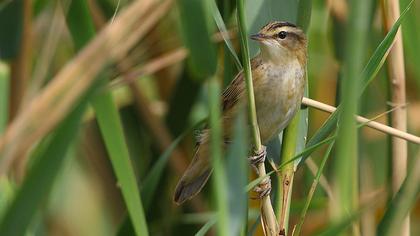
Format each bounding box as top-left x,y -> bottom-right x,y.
251,21 -> 307,65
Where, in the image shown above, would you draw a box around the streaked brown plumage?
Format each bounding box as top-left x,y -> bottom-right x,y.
174,21 -> 307,204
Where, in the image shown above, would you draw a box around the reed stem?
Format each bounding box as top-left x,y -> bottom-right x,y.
236,0 -> 279,235
382,0 -> 409,235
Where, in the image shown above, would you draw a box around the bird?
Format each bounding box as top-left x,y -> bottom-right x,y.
174,21 -> 307,205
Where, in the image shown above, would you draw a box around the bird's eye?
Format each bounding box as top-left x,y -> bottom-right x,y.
278,31 -> 287,39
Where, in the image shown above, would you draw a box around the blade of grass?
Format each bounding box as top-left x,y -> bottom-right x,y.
277,116 -> 299,234
334,2 -> 371,234
91,92 -> 148,236
293,138 -> 336,236
360,0 -> 413,92
66,0 -> 95,49
140,132 -> 184,209
0,62 -> 9,134
298,106 -> 339,168
210,0 -> 242,70
226,111 -> 248,236
0,84 -> 95,236
0,176 -> 14,220
195,217 -> 217,236
294,1 -> 311,168
400,0 -> 420,89
294,97 -> 309,169
66,1 -> 147,235
177,0 -> 217,79
236,0 -> 279,234
208,77 -> 229,236
376,152 -> 420,236
141,119 -> 205,210
220,0 -> 237,87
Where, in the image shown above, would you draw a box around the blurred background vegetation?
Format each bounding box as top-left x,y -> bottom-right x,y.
0,0 -> 419,235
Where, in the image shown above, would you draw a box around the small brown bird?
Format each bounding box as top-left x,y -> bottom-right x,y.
174,21 -> 307,204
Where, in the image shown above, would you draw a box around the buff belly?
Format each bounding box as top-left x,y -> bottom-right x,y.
254,61 -> 305,143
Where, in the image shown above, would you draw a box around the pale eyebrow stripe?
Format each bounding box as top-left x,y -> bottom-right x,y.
267,22 -> 296,31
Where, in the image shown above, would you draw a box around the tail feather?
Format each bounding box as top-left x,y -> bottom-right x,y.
173,137 -> 212,204
174,168 -> 212,204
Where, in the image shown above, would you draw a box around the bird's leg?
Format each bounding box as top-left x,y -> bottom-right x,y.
248,146 -> 272,199
252,177 -> 271,199
248,145 -> 267,174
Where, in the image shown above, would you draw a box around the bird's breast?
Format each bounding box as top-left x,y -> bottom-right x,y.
254,60 -> 305,143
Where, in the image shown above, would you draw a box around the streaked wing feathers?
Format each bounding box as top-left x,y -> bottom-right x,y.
222,57 -> 262,112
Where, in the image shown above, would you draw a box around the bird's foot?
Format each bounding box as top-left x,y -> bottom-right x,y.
252,177 -> 271,199
249,146 -> 271,199
248,146 -> 267,173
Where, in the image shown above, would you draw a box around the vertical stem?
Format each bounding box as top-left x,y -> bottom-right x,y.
377,151 -> 420,236
0,63 -> 9,134
236,0 -> 278,235
278,115 -> 299,235
208,77 -> 229,236
9,0 -> 31,121
334,0 -> 370,235
236,1 -> 262,151
66,1 -> 149,234
293,139 -> 336,236
10,0 -> 32,180
277,1 -> 312,234
382,0 -> 409,235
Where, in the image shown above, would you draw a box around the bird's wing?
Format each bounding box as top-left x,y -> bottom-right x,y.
222,56 -> 262,112
222,71 -> 245,112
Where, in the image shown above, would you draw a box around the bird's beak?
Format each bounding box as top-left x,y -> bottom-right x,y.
250,33 -> 269,41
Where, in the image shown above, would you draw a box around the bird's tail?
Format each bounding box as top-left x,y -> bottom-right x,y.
174,138 -> 212,205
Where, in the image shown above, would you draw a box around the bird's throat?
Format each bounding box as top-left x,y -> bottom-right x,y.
259,43 -> 294,66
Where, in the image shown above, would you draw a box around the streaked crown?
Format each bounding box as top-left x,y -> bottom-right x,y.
251,21 -> 307,65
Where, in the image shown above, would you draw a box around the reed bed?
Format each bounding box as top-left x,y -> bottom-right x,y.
0,0 -> 419,235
